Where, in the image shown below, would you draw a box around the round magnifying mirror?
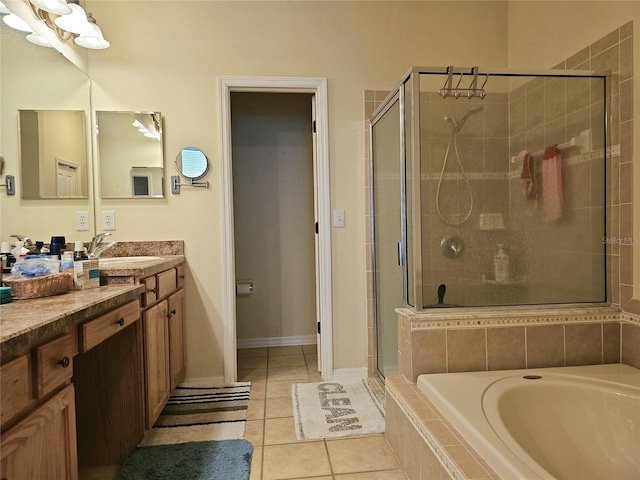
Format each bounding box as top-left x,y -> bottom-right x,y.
175,147 -> 209,180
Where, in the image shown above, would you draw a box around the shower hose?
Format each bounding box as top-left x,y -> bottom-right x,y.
435,131 -> 473,225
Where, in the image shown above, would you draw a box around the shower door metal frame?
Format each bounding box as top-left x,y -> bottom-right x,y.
370,87 -> 406,381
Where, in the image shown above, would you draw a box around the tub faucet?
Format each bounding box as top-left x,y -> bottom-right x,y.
88,233 -> 117,258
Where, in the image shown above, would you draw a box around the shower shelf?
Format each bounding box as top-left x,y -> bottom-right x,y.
510,129 -> 591,164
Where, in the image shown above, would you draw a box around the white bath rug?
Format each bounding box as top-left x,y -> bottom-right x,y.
139,382 -> 250,447
292,378 -> 385,440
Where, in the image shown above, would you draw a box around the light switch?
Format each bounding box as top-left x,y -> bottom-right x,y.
333,209 -> 345,228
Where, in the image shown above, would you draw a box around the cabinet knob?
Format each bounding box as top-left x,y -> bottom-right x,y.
168,308 -> 176,318
149,287 -> 157,294
59,356 -> 70,368
116,318 -> 125,327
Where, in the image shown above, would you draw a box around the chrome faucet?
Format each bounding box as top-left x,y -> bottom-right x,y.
87,233 -> 117,258
10,234 -> 34,248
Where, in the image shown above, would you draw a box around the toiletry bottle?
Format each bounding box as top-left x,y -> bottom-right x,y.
74,241 -> 88,261
494,244 -> 509,283
61,251 -> 75,289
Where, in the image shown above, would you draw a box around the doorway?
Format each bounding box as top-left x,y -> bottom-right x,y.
231,92 -> 316,350
219,76 -> 333,383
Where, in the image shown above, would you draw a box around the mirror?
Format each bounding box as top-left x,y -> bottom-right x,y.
97,111 -> 165,198
175,147 -> 209,180
19,109 -> 89,199
1,20 -> 94,241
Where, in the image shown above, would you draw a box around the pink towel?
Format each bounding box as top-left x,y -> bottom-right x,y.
542,146 -> 562,221
520,153 -> 537,199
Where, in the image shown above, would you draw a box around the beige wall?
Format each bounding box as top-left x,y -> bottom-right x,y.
86,1 -> 510,379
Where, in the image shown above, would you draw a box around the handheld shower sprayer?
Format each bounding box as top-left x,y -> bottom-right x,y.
436,105 -> 484,225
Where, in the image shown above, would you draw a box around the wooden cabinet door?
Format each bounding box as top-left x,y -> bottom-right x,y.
167,289 -> 186,391
1,383 -> 78,480
143,300 -> 170,428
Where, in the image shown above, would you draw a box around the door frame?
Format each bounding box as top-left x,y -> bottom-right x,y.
219,76 -> 333,383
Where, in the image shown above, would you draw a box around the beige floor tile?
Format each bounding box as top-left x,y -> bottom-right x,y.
239,368 -> 268,382
239,356 -> 269,369
239,347 -> 269,357
268,366 -> 310,382
286,477 -> 332,480
302,344 -> 317,354
263,443 -> 332,479
269,345 -> 304,356
250,380 -> 267,399
265,396 -> 294,419
245,419 -> 264,446
307,370 -> 323,382
326,435 -> 399,474
267,379 -> 297,398
249,445 -> 263,480
335,471 -> 406,479
304,353 -> 318,365
269,354 -> 307,368
263,417 -> 305,445
247,397 -> 266,420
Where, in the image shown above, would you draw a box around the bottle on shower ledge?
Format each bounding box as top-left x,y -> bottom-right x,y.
494,244 -> 510,284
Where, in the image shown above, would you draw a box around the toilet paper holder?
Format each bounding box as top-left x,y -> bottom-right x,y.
236,280 -> 254,295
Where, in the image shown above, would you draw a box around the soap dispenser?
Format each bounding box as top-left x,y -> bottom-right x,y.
494,244 -> 510,284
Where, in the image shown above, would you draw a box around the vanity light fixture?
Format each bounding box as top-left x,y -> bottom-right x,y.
1,0 -> 109,49
2,12 -> 32,31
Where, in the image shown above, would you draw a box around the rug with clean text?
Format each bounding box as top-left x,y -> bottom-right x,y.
139,382 -> 251,447
292,378 -> 385,440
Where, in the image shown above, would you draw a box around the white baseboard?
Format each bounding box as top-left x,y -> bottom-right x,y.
331,367 -> 368,380
237,334 -> 317,349
181,375 -> 225,385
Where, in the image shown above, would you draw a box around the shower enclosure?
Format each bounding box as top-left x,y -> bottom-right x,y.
371,66 -> 609,378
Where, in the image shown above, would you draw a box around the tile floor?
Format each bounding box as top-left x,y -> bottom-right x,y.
239,344 -> 407,480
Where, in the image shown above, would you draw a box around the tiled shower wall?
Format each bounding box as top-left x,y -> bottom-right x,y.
365,21 -> 637,377
419,93 -> 512,307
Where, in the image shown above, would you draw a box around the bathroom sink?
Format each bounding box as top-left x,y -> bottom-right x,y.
99,256 -> 162,266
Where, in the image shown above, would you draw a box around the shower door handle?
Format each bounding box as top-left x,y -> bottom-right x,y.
397,242 -> 403,266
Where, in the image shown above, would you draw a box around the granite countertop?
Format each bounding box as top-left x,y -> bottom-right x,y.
0,284 -> 145,356
98,255 -> 184,278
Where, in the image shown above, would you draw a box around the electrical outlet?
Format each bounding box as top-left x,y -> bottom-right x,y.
101,211 -> 116,230
333,209 -> 345,228
76,211 -> 90,231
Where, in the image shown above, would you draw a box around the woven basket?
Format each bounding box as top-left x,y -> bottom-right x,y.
2,273 -> 70,300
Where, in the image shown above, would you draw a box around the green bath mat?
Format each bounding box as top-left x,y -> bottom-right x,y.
116,439 -> 253,480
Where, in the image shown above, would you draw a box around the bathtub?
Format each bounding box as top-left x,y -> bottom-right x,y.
417,363 -> 640,480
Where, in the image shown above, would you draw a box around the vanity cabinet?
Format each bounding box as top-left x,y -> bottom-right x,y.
1,331 -> 80,480
138,265 -> 185,428
143,300 -> 170,427
0,291 -> 143,478
1,384 -> 78,480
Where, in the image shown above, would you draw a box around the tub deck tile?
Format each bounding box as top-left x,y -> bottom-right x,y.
385,375 -> 499,480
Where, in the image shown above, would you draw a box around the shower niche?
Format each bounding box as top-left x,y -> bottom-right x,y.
370,67 -> 608,377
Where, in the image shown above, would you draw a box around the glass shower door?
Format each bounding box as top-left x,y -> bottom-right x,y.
372,96 -> 403,378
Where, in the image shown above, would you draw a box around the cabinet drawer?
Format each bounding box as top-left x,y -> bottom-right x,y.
176,265 -> 184,289
141,275 -> 157,306
157,269 -> 177,299
1,355 -> 32,425
80,299 -> 140,352
35,333 -> 77,399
